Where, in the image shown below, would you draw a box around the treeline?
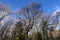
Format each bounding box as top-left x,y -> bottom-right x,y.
0,2 -> 60,40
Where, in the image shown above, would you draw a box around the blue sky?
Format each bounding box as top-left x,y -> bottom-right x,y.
0,0 -> 60,14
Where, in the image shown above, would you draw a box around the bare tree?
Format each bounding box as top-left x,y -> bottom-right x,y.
40,11 -> 60,40
0,2 -> 10,40
48,12 -> 60,40
17,2 -> 42,40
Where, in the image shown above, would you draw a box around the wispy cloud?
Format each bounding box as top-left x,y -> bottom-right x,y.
53,6 -> 60,10
52,6 -> 60,16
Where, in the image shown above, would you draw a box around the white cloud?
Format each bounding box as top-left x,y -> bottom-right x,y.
52,6 -> 60,16
53,6 -> 60,10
